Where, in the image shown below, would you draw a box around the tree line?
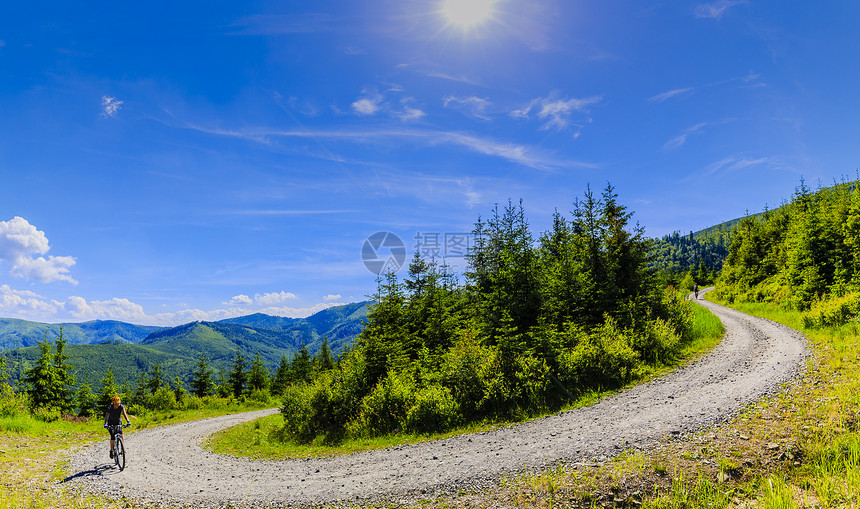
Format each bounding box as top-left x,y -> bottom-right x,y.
279,185 -> 699,444
1,328 -> 336,421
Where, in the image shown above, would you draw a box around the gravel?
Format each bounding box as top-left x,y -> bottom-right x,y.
65,295 -> 809,508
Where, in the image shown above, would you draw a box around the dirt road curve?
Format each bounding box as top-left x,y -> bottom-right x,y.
66,296 -> 809,508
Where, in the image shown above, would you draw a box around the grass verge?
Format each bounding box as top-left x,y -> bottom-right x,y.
411,295 -> 857,509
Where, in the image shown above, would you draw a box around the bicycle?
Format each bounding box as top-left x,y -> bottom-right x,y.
105,423 -> 130,471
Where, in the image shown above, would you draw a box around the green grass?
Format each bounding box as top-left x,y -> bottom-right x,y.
0,397 -> 277,509
209,300 -> 726,460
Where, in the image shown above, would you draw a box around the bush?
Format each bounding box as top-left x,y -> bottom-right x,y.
0,384 -> 22,419
440,331 -> 496,418
405,385 -> 459,434
149,386 -> 177,410
558,318 -> 639,390
802,292 -> 860,328
31,406 -> 61,422
279,384 -> 314,442
350,369 -> 416,436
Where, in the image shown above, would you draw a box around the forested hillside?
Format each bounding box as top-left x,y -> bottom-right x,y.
280,185 -> 701,444
714,178 -> 860,323
0,303 -> 369,390
648,217 -> 745,285
0,319 -> 163,350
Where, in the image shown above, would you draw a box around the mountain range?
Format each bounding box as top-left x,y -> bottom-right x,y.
0,302 -> 370,388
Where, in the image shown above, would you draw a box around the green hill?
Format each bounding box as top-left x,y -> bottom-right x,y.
0,318 -> 163,350
0,302 -> 370,389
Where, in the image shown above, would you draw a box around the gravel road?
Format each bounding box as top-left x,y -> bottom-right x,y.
66,295 -> 809,508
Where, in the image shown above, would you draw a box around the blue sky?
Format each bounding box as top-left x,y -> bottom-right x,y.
1,0 -> 858,325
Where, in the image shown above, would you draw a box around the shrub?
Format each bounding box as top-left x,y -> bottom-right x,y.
350,369 -> 416,436
440,331 -> 496,418
405,385 -> 459,434
149,386 -> 177,410
802,292 -> 860,328
0,384 -> 22,419
31,406 -> 61,422
558,318 -> 639,390
279,384 -> 314,442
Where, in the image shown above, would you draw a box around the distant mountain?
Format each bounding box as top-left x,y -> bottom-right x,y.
0,302 -> 371,388
0,318 -> 163,351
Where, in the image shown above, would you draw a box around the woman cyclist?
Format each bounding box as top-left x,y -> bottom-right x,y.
104,395 -> 131,458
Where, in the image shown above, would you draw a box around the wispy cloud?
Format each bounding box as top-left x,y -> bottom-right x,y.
0,216 -> 77,285
648,87 -> 694,103
424,71 -> 482,86
443,96 -> 493,120
350,87 -> 425,121
181,124 -> 592,171
663,122 -> 709,151
649,73 -> 764,104
694,0 -> 748,19
511,93 -> 602,132
704,155 -> 774,175
101,96 -> 123,118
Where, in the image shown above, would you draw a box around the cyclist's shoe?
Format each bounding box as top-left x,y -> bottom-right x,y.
110,450 -> 114,459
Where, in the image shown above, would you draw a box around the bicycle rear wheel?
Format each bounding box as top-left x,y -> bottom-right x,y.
116,435 -> 126,471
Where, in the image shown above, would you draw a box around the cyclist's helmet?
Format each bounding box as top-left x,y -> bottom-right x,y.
111,395 -> 121,404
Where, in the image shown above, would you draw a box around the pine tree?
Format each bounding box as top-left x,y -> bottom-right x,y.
190,355 -> 214,397
97,370 -> 122,409
247,353 -> 269,393
290,345 -> 313,384
146,364 -> 164,394
51,328 -> 76,413
227,348 -> 248,398
314,337 -> 335,373
21,335 -> 58,409
270,355 -> 291,396
75,376 -> 97,417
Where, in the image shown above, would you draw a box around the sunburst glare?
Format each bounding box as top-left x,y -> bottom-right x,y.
442,0 -> 496,28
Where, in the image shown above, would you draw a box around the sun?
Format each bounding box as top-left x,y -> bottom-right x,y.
442,0 -> 496,28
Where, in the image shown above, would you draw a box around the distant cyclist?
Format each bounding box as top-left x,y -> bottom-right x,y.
104,395 -> 131,458
694,284 -> 699,300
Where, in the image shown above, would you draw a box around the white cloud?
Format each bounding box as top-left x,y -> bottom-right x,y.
443,96 -> 493,120
0,285 -> 62,316
397,106 -> 425,121
67,296 -> 147,322
352,92 -> 383,115
694,0 -> 747,19
511,94 -> 602,131
0,216 -> 77,284
323,294 -> 342,301
227,294 -> 253,306
254,291 -> 297,305
101,96 -> 123,118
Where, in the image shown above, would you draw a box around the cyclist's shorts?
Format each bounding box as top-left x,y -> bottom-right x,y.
107,425 -> 123,440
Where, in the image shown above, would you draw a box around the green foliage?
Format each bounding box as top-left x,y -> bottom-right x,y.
716,178 -> 860,310
20,329 -> 75,413
190,355 -> 215,397
279,185 -> 700,444
404,385 -> 459,434
97,370 -> 122,409
802,292 -> 860,329
228,348 -> 248,398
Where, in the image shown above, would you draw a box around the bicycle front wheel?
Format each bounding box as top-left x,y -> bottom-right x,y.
116,435 -> 126,471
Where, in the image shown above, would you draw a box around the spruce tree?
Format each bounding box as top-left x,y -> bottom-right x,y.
190,355 -> 214,397
247,353 -> 269,393
21,335 -> 57,409
314,338 -> 335,373
227,348 -> 248,398
270,355 -> 291,396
